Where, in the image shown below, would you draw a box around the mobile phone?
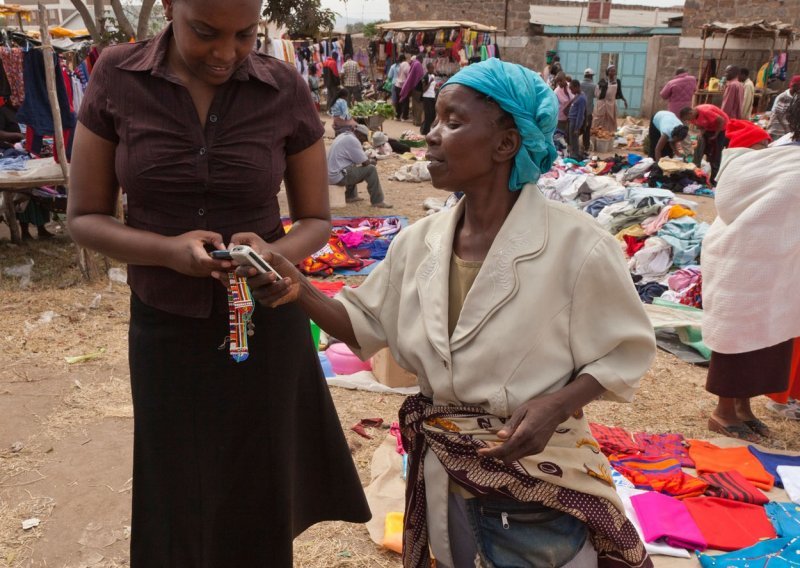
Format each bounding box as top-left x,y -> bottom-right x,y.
229,245 -> 283,280
209,249 -> 233,260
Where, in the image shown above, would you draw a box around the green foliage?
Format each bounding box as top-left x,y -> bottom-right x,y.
362,20 -> 387,38
262,0 -> 337,39
351,101 -> 395,119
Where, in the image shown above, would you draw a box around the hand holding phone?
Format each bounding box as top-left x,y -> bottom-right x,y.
229,245 -> 283,280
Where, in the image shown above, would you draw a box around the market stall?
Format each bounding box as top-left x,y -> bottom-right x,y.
374,20 -> 501,80
693,20 -> 795,113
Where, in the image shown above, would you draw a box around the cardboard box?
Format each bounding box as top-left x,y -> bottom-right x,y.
371,348 -> 417,388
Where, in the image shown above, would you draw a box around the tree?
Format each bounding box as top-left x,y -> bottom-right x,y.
68,0 -> 160,44
362,20 -> 387,38
262,0 -> 337,39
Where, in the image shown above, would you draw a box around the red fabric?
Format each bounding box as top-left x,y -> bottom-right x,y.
623,235 -> 645,257
700,470 -> 769,505
684,497 -> 776,551
768,337 -> 800,404
726,119 -> 771,148
309,280 -> 345,298
692,104 -> 729,132
634,432 -> 694,468
791,75 -> 800,89
589,423 -> 640,456
323,58 -> 339,78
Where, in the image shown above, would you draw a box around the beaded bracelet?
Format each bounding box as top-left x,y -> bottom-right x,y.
221,271 -> 255,363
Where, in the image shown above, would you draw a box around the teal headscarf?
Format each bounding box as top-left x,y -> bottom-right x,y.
444,58 -> 558,191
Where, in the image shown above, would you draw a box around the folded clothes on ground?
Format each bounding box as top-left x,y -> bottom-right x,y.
698,536 -> 800,567
630,491 -> 707,550
684,497 -> 776,551
749,446 -> 800,488
688,440 -> 775,490
700,470 -> 768,505
765,502 -> 800,538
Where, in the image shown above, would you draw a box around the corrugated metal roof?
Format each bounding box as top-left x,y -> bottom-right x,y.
529,5 -> 682,28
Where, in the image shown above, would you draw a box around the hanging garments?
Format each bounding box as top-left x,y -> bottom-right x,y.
0,48 -> 25,108
16,48 -> 76,137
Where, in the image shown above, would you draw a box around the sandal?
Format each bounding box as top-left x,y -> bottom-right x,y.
743,418 -> 771,437
707,417 -> 760,442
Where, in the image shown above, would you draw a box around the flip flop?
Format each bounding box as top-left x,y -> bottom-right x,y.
743,419 -> 771,437
707,417 -> 760,442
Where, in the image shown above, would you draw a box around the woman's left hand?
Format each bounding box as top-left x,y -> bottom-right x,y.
477,394 -> 568,464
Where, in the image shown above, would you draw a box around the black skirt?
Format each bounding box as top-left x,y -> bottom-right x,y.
706,339 -> 794,398
128,293 -> 370,567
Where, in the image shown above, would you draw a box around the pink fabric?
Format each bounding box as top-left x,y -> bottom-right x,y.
721,80 -> 744,120
630,491 -> 708,551
660,73 -> 698,114
339,232 -> 366,248
555,86 -> 574,121
668,267 -> 701,293
642,206 -> 673,235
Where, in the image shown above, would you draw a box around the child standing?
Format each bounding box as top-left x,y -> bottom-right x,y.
566,79 -> 587,159
420,63 -> 437,135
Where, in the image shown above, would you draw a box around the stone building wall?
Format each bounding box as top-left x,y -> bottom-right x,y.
682,0 -> 800,38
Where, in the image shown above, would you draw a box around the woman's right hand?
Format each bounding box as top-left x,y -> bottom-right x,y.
165,230 -> 230,277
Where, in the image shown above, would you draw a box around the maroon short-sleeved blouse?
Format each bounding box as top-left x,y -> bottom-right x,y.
78,26 -> 324,318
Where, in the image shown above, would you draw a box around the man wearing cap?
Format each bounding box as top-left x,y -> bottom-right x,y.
327,125 -> 393,208
580,68 -> 596,154
660,67 -> 697,115
766,75 -> 800,141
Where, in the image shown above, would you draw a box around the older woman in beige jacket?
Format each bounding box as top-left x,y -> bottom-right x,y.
231,59 -> 655,568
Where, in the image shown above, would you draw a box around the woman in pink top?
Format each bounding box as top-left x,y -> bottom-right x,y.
553,72 -> 573,133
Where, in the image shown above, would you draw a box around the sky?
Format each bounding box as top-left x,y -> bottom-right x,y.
321,0 -> 686,26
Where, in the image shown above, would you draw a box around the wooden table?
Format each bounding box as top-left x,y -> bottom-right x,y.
0,157 -> 66,244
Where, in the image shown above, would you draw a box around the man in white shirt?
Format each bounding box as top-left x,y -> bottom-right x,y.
327,125 -> 393,208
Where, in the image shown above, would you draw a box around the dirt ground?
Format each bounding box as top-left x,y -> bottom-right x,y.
0,117 -> 796,568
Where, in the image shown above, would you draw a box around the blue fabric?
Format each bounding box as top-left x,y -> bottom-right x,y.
766,502 -> 800,538
568,93 -> 586,126
749,447 -> 800,488
657,217 -> 709,267
444,58 -> 558,191
329,98 -> 350,120
698,536 -> 800,568
584,194 -> 624,217
0,155 -> 29,171
16,48 -> 76,136
652,110 -> 683,137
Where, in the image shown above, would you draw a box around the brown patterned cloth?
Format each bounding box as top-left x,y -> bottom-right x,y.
399,394 -> 652,568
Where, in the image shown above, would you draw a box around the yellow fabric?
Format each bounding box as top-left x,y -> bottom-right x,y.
668,205 -> 696,219
447,253 -> 482,337
382,511 -> 404,553
615,224 -> 647,241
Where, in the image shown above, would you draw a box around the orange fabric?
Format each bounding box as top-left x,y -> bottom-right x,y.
688,440 -> 775,490
667,205 -> 696,219
767,337 -> 800,404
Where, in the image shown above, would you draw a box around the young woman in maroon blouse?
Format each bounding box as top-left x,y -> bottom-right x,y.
66,0 -> 369,564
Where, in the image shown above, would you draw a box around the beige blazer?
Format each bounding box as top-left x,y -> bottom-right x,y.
339,184 -> 655,415
338,185 -> 655,566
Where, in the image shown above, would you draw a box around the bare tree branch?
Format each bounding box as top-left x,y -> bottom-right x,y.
110,0 -> 135,39
136,0 -> 158,40
68,0 -> 100,43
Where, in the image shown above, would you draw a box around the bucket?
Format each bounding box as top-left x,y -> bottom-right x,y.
326,342 -> 372,375
593,137 -> 613,153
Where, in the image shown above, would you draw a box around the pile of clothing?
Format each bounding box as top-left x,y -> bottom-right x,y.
538,156 -> 713,307
591,422 -> 800,562
283,216 -> 405,277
